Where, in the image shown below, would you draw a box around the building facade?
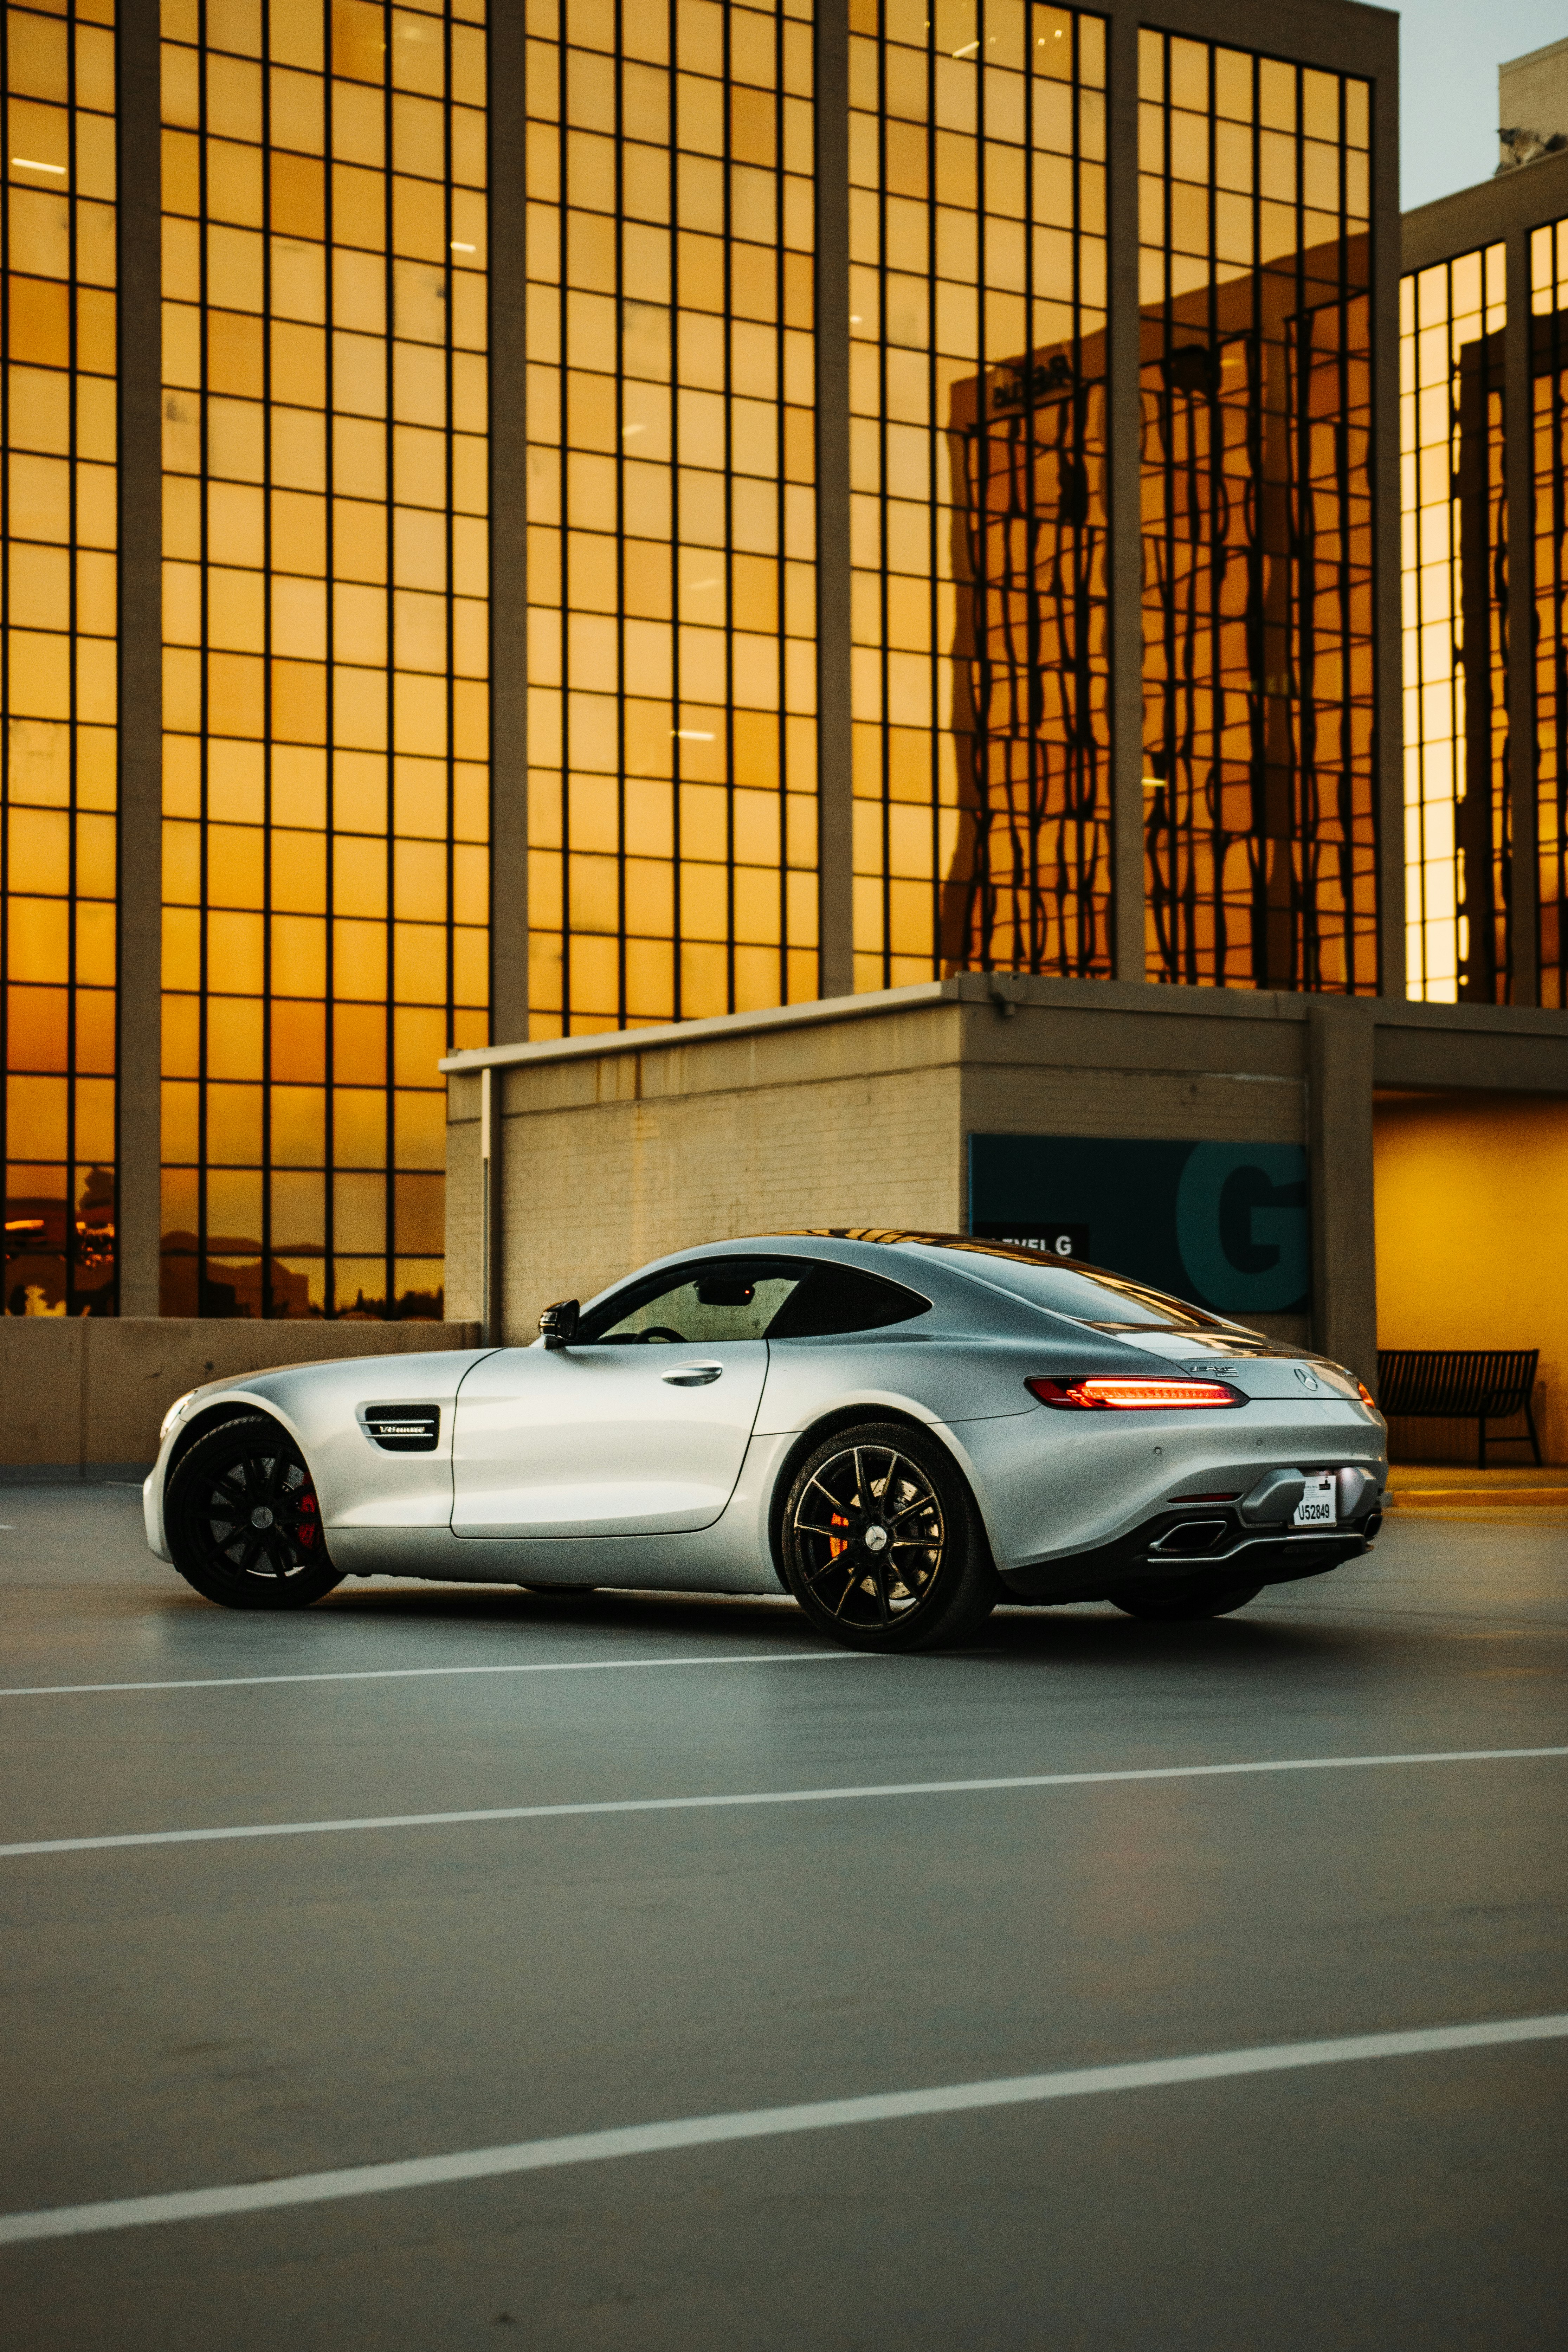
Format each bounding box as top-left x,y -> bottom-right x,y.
1400,55 -> 1568,1009
1,0 -> 1407,1323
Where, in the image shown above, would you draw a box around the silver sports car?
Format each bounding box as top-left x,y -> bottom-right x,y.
144,1230 -> 1387,1653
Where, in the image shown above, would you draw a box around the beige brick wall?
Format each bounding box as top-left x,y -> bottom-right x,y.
491,1012 -> 967,1339
499,1067 -> 963,1340
447,992 -> 1322,1345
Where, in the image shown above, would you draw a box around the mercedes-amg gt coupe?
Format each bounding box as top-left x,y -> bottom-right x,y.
144,1230 -> 1387,1653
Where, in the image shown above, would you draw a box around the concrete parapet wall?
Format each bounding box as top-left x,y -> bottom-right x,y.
0,1318 -> 483,1478
444,976 -> 1568,1388
488,1052 -> 962,1343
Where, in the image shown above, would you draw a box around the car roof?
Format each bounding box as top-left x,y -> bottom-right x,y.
620,1230 -> 1226,1331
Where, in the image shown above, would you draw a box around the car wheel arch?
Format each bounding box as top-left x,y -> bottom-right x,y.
765,1404 -> 996,1584
166,1399 -> 296,1484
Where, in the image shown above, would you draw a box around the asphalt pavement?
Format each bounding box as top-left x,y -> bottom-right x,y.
1,1484 -> 1565,2350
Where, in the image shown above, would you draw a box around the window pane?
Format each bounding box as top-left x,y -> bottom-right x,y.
157,1 -> 489,1316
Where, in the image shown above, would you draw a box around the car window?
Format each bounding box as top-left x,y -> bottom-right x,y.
765,1262 -> 930,1338
584,1263 -> 803,1344
939,1252 -> 1222,1330
775,1227 -> 1227,1330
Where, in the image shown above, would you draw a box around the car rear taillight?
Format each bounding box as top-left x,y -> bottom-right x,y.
1026,1376 -> 1244,1410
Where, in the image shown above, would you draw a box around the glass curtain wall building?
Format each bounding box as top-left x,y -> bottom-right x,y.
1,0 -> 118,1317
156,0 -> 488,1319
1137,27 -> 1375,994
1400,245 -> 1507,1003
522,0 -> 819,1034
1534,215 -> 1568,1007
0,0 -> 1402,1320
847,1 -> 1110,991
1398,147 -> 1568,1008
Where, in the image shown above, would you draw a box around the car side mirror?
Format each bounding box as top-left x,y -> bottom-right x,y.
539,1298 -> 579,1350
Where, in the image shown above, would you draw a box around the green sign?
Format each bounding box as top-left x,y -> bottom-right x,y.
968,1134 -> 1310,1317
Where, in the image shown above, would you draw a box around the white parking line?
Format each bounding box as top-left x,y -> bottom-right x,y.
4,1744 -> 1563,1862
0,1650 -> 873,1701
2,2011 -> 1563,2248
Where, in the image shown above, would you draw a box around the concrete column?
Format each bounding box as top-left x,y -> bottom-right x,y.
1504,223 -> 1539,1005
1106,4 -> 1146,982
1307,998 -> 1378,1388
489,0 -> 529,1046
479,1066 -> 504,1344
814,0 -> 854,1001
114,2 -> 164,1317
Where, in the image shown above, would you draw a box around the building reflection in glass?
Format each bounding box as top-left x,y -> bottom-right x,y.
1137,30 -> 1375,994
1534,216 -> 1568,1009
943,341 -> 1110,975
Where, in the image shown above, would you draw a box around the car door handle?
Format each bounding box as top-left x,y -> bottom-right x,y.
661,1364 -> 723,1385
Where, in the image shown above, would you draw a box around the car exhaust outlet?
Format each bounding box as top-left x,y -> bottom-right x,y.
1240,1467 -> 1307,1524
1150,1519 -> 1231,1556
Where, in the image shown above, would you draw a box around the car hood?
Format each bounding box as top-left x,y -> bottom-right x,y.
1101,1327 -> 1363,1401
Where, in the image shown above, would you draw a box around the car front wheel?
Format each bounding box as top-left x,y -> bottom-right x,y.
166,1413 -> 342,1610
778,1422 -> 999,1653
1109,1577 -> 1262,1622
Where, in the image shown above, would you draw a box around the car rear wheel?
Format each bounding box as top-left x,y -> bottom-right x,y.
778,1421 -> 999,1653
1109,1577 -> 1262,1622
166,1414 -> 342,1610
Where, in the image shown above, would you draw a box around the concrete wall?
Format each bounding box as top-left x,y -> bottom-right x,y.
0,1319 -> 482,1479
448,1000 -> 967,1340
956,993 -> 1313,1346
446,976 -> 1568,1388
1374,1093 -> 1568,1465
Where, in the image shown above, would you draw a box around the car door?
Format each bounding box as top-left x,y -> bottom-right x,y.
450,1260 -> 802,1539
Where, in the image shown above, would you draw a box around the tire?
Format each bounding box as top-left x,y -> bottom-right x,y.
1109,1578 -> 1262,1622
166,1414 -> 342,1610
777,1421 -> 1000,1653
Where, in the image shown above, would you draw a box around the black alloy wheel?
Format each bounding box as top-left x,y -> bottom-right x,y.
1109,1577 -> 1262,1622
166,1414 -> 342,1610
779,1421 -> 999,1653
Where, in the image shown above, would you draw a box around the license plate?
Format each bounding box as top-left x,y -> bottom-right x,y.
1293,1473 -> 1337,1528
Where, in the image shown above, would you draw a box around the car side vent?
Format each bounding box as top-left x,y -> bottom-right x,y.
362,1405 -> 440,1453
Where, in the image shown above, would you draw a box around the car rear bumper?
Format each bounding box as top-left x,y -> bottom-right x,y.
998,1502 -> 1382,1603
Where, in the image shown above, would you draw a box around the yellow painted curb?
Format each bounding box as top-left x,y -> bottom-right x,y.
1387,1490 -> 1568,1510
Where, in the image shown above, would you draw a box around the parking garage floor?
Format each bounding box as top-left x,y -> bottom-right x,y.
1,1485 -> 1565,2350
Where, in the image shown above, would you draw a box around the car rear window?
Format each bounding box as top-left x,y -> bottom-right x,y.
942,1253 -> 1222,1329
778,1228 -> 1223,1330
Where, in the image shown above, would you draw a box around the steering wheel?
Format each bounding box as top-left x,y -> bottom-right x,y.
638,1327 -> 686,1343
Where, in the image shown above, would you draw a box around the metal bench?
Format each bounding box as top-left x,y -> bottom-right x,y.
1376,1348 -> 1542,1468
